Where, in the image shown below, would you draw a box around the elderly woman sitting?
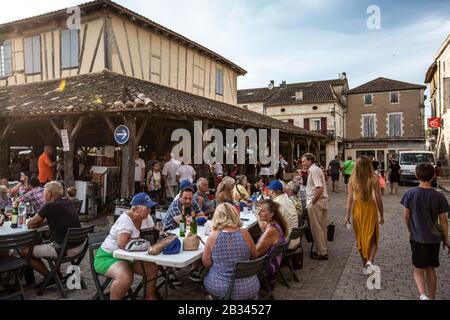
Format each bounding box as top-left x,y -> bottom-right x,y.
94,193 -> 159,300
215,177 -> 235,205
202,203 -> 259,300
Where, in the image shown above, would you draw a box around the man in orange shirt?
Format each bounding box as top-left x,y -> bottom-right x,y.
38,146 -> 55,184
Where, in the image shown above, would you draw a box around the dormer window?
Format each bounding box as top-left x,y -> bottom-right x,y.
295,91 -> 303,102
364,94 -> 373,105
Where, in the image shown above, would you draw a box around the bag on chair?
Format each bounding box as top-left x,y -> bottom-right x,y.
327,223 -> 335,242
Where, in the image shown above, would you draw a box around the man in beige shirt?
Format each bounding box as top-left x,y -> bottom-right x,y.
302,153 -> 329,260
267,180 -> 299,249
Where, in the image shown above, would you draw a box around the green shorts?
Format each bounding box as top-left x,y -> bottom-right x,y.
94,247 -> 132,275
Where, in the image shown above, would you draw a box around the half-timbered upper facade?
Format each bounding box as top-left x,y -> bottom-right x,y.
0,0 -> 246,105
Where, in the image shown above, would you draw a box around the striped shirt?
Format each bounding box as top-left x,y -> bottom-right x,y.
163,199 -> 201,231
19,187 -> 46,213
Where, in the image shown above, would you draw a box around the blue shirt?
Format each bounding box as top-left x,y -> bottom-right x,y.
400,187 -> 450,244
193,191 -> 215,215
163,199 -> 201,231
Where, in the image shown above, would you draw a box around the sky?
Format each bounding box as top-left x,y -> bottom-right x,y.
1,0 -> 450,117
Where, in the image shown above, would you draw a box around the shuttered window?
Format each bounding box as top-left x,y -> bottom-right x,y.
215,68 -> 224,96
390,91 -> 399,103
24,35 -> 41,74
363,115 -> 375,137
388,113 -> 402,137
0,41 -> 12,77
61,29 -> 79,69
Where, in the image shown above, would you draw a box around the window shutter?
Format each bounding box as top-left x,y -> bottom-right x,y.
288,119 -> 294,125
32,36 -> 41,73
24,37 -> 33,74
1,41 -> 12,76
215,68 -> 223,95
395,114 -> 401,136
4,42 -> 11,75
70,29 -> 79,67
304,118 -> 309,130
321,117 -> 327,134
61,30 -> 70,69
444,78 -> 450,111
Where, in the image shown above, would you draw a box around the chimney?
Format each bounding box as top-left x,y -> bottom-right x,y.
280,80 -> 287,87
270,80 -> 275,86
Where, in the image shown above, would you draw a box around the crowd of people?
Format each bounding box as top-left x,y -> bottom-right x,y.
1,146 -> 449,301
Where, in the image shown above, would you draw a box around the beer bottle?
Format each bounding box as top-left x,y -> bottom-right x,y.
10,198 -> 19,229
190,209 -> 197,236
179,205 -> 186,237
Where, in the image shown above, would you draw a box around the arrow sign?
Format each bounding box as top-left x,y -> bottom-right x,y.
114,125 -> 130,145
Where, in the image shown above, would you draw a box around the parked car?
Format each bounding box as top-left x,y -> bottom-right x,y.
399,151 -> 435,185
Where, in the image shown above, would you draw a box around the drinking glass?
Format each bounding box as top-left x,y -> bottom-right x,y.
156,221 -> 164,234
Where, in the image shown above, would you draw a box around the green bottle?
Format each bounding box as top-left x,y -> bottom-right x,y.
10,199 -> 18,229
179,205 -> 186,237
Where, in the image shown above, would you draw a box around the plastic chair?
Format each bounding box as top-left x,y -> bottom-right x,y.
36,225 -> 94,297
0,230 -> 38,299
282,224 -> 307,284
223,255 -> 269,300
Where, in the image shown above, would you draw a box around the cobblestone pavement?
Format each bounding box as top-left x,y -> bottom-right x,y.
15,182 -> 450,300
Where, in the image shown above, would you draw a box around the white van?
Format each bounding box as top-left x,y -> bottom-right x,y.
398,151 -> 435,184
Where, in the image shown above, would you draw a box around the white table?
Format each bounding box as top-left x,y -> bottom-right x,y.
0,221 -> 49,236
113,212 -> 259,298
114,214 -> 258,267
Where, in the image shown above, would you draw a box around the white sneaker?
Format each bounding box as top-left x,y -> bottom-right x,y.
365,261 -> 375,275
419,294 -> 430,300
363,266 -> 369,275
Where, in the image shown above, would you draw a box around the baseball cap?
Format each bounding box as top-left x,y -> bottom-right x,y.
267,180 -> 284,191
131,193 -> 158,208
179,179 -> 194,190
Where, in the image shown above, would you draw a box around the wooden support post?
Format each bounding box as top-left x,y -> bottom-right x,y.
288,136 -> 295,170
0,121 -> 14,179
198,121 -> 210,179
63,119 -> 75,189
103,116 -> 116,134
120,114 -> 136,198
136,116 -> 149,146
316,140 -> 321,163
306,138 -> 311,153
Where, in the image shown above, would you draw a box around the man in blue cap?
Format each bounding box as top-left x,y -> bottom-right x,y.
172,179 -> 195,202
163,185 -> 205,284
267,179 -> 299,249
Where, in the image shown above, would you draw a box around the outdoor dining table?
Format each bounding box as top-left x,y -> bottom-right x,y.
113,210 -> 258,299
0,221 -> 49,236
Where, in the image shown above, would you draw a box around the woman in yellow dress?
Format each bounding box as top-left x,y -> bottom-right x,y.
345,156 -> 384,275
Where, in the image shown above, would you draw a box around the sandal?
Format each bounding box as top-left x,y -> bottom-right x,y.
310,252 -> 328,260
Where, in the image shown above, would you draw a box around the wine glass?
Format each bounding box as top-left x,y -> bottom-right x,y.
156,221 -> 164,235
186,215 -> 192,234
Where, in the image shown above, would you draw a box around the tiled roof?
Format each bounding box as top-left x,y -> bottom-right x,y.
346,77 -> 426,95
237,87 -> 279,104
0,0 -> 246,76
238,79 -> 346,105
0,70 -> 322,138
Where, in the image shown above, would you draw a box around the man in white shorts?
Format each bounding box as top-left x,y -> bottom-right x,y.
23,181 -> 84,279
